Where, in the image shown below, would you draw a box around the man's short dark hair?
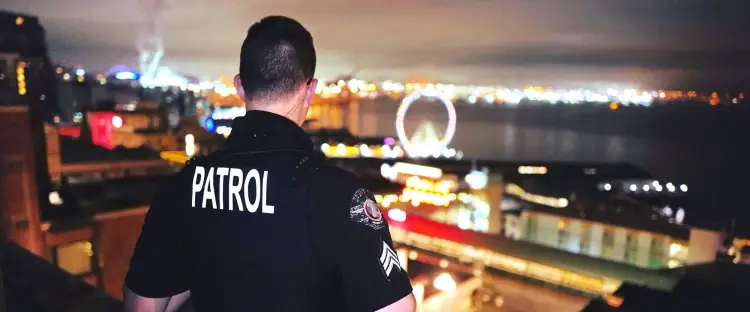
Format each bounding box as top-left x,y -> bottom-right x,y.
239,16 -> 316,102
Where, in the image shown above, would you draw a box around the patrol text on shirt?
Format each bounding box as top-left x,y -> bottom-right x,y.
191,166 -> 275,214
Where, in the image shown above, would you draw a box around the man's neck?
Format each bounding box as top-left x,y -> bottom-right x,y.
245,104 -> 300,126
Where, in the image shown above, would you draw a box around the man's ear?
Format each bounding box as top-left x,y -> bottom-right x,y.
304,78 -> 318,107
234,74 -> 246,102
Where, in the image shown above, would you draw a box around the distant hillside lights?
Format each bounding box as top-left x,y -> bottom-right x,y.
54,64 -> 731,107
320,143 -> 404,159
319,143 -> 462,160
313,79 -> 661,106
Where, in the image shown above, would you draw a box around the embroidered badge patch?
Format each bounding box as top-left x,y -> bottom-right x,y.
350,188 -> 386,230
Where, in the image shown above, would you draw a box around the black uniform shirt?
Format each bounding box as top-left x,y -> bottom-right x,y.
125,111 -> 413,312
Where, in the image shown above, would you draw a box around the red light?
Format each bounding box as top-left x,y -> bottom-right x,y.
58,126 -> 81,138
112,116 -> 123,128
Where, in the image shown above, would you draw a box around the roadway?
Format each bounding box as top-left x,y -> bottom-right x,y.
411,259 -> 588,312
478,273 -> 589,312
418,272 -> 587,312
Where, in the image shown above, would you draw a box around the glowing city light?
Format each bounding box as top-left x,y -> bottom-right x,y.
662,206 -> 673,217
48,191 -> 63,205
111,116 -> 123,128
675,208 -> 685,224
433,272 -> 457,292
395,89 -> 457,156
381,162 -> 443,180
115,71 -> 138,80
215,126 -> 231,137
405,176 -> 456,194
388,208 -> 407,222
505,183 -> 568,208
400,188 -> 456,207
140,67 -> 187,88
16,65 -> 26,95
465,169 -> 488,190
203,117 -> 216,132
185,134 -> 196,157
518,166 -> 547,175
320,143 -> 402,159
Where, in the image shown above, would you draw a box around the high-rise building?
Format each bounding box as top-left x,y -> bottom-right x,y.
0,10 -> 58,117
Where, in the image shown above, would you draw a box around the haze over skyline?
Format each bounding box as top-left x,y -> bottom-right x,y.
5,0 -> 749,89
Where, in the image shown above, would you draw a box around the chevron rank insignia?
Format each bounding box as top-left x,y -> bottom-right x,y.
350,188 -> 386,230
379,239 -> 404,279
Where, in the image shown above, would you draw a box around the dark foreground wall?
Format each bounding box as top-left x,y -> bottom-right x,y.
0,240 -> 121,312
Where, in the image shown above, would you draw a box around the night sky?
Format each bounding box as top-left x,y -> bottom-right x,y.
4,0 -> 749,89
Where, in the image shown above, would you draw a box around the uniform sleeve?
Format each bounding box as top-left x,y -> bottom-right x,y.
124,172 -> 190,298
328,176 -> 413,312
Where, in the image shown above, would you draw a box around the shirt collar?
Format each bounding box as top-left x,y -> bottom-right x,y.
223,110 -> 314,152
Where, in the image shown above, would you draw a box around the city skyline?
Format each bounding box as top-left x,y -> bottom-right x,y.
4,0 -> 749,89
2,4 -> 750,310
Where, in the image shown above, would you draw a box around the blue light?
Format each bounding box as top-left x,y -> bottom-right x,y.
204,117 -> 216,132
114,71 -> 138,80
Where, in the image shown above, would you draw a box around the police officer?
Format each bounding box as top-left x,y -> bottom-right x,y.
124,16 -> 415,312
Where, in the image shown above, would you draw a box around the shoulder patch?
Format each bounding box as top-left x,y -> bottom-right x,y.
349,188 -> 386,230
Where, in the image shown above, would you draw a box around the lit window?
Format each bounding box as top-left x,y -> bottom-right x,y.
602,230 -> 615,258
625,233 -> 639,265
525,217 -> 537,241
649,238 -> 666,268
580,225 -> 592,254
55,241 -> 93,275
557,220 -> 569,248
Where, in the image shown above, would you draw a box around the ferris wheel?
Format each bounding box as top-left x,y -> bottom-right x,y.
395,89 -> 457,157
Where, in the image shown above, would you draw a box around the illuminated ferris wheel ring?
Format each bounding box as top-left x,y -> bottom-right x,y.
395,89 -> 457,155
